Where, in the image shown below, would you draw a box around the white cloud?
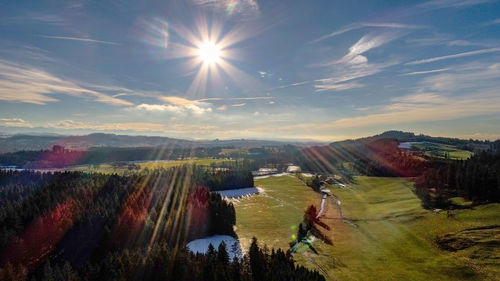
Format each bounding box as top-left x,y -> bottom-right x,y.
418,62 -> 500,91
231,96 -> 273,100
314,82 -> 364,92
1,12 -> 65,26
311,22 -> 423,43
136,104 -> 174,112
419,0 -> 493,9
324,91 -> 500,129
400,68 -> 450,76
39,35 -> 119,46
161,96 -> 200,106
391,93 -> 448,104
0,59 -> 133,106
341,33 -> 400,63
406,33 -> 494,48
0,118 -> 33,128
269,81 -> 309,90
313,32 -> 401,92
406,48 -> 500,65
217,105 -> 227,111
46,120 -> 169,133
406,33 -> 454,47
137,96 -> 213,114
191,0 -> 260,19
315,61 -> 500,128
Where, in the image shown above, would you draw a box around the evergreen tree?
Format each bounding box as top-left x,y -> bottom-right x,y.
217,241 -> 230,266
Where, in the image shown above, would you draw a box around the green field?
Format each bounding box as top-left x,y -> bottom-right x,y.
234,175 -> 323,252
234,175 -> 500,280
411,142 -> 474,160
69,158 -> 232,174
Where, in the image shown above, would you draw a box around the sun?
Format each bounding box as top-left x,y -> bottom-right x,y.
159,19 -> 258,96
197,41 -> 221,65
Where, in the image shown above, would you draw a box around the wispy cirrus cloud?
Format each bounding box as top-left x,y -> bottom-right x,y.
324,91 -> 500,129
1,12 -> 65,26
399,68 -> 450,76
391,93 -> 448,104
406,33 -> 496,48
417,62 -> 500,92
311,22 -> 423,43
276,90 -> 500,132
230,96 -> 273,100
488,18 -> 500,25
39,35 -> 120,46
191,0 -> 260,19
44,119 -> 220,135
0,59 -> 133,106
314,32 -> 400,91
46,120 -> 171,133
406,47 -> 500,65
136,94 -> 274,114
197,96 -> 273,102
291,61 -> 500,132
418,0 -> 494,9
338,32 -> 401,64
268,81 -> 310,90
314,82 -> 364,92
0,118 -> 33,128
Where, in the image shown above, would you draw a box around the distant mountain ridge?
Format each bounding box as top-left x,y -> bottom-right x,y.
0,130 -> 496,154
0,133 -> 296,153
332,130 -> 492,146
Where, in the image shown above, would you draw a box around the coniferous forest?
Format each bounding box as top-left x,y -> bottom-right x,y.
0,168 -> 324,281
415,152 -> 500,208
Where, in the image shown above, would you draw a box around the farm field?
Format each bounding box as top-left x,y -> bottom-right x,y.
68,158 -> 232,174
410,142 -> 474,160
234,175 -> 323,252
234,175 -> 500,281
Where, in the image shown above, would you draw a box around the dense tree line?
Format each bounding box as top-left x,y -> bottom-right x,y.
0,166 -> 263,280
1,237 -> 324,281
197,169 -> 254,191
295,138 -> 427,176
0,167 -> 324,280
415,152 -> 500,208
0,146 -> 228,168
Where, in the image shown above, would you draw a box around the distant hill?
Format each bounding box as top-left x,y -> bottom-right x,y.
332,130 -> 492,148
0,133 -> 294,153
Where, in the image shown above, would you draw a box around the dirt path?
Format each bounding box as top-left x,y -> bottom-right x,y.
316,194 -> 328,218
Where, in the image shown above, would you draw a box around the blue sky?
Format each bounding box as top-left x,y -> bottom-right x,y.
0,0 -> 499,141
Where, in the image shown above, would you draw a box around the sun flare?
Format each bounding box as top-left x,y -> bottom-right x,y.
198,41 -> 221,65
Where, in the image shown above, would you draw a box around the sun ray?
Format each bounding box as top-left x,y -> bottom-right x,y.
217,59 -> 264,92
187,62 -> 210,98
136,17 -> 264,100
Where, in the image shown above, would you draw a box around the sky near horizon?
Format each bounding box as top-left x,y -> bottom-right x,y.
0,0 -> 500,141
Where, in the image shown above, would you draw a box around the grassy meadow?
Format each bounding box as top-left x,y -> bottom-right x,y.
234,175 -> 324,251
68,158 -> 232,174
234,175 -> 499,281
411,142 -> 474,160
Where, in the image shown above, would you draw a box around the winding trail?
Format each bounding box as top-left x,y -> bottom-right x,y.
295,175 -> 336,220
316,194 -> 328,218
295,175 -> 356,227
